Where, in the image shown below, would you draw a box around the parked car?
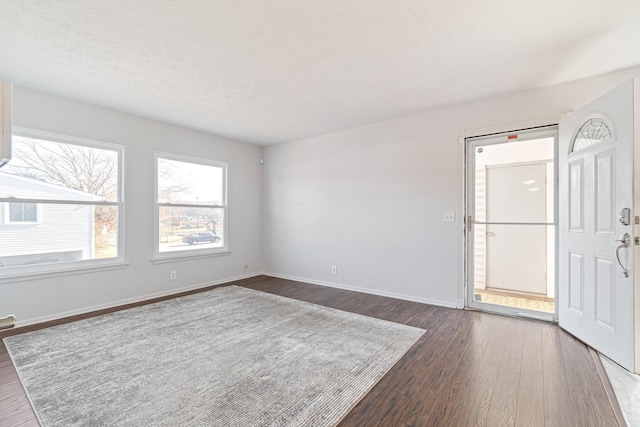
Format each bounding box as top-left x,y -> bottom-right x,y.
182,232 -> 221,245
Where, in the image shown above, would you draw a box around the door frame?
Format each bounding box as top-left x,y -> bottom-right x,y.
464,125 -> 559,320
634,78 -> 640,372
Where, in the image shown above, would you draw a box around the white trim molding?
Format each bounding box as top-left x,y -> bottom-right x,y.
263,272 -> 459,309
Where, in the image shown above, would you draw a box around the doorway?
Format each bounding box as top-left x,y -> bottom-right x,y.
466,126 -> 558,319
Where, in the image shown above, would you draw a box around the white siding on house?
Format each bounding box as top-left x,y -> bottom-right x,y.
0,173 -> 98,265
474,167 -> 486,290
0,203 -> 93,263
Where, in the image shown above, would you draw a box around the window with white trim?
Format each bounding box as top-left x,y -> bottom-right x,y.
0,130 -> 124,274
155,153 -> 227,259
6,202 -> 38,223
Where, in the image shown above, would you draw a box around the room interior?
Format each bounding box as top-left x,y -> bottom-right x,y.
1,1 -> 640,425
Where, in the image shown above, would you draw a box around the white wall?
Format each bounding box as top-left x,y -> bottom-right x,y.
0,87 -> 263,325
263,65 -> 640,307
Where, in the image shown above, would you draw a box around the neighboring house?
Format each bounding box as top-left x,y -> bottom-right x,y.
0,172 -> 99,268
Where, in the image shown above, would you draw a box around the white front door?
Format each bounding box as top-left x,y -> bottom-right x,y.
559,79 -> 636,372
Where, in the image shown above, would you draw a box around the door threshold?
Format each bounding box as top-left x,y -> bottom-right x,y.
464,304 -> 557,323
514,311 -> 555,322
474,290 -> 555,314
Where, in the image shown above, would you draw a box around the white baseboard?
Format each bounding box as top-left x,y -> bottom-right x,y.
457,299 -> 465,309
15,272 -> 263,329
263,272 -> 458,309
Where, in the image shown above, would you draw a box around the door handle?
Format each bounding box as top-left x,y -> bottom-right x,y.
615,233 -> 630,278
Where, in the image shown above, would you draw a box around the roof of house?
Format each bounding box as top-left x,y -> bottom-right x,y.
0,172 -> 103,202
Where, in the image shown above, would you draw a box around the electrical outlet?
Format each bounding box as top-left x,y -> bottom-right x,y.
332,265 -> 337,274
170,270 -> 177,280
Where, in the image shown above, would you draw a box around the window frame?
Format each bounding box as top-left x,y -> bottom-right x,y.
152,152 -> 229,262
0,128 -> 126,282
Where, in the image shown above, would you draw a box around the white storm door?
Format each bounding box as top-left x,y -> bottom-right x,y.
559,79 -> 636,372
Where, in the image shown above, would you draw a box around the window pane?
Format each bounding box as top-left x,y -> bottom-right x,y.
157,158 -> 224,204
1,135 -> 119,202
94,205 -> 119,259
571,117 -> 612,153
0,133 -> 123,274
158,206 -> 224,253
9,203 -> 23,222
0,203 -> 119,267
23,203 -> 37,222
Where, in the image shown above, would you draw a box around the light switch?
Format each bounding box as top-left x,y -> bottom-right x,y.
443,211 -> 455,222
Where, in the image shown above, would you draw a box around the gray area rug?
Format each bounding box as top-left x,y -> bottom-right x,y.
4,285 -> 424,426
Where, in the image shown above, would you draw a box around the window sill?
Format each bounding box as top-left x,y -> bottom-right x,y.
4,222 -> 40,225
0,260 -> 130,284
150,250 -> 232,264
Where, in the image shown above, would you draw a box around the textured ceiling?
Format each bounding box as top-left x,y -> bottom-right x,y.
0,1 -> 639,145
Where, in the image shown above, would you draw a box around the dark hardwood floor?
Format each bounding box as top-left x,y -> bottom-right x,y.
0,275 -> 624,426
